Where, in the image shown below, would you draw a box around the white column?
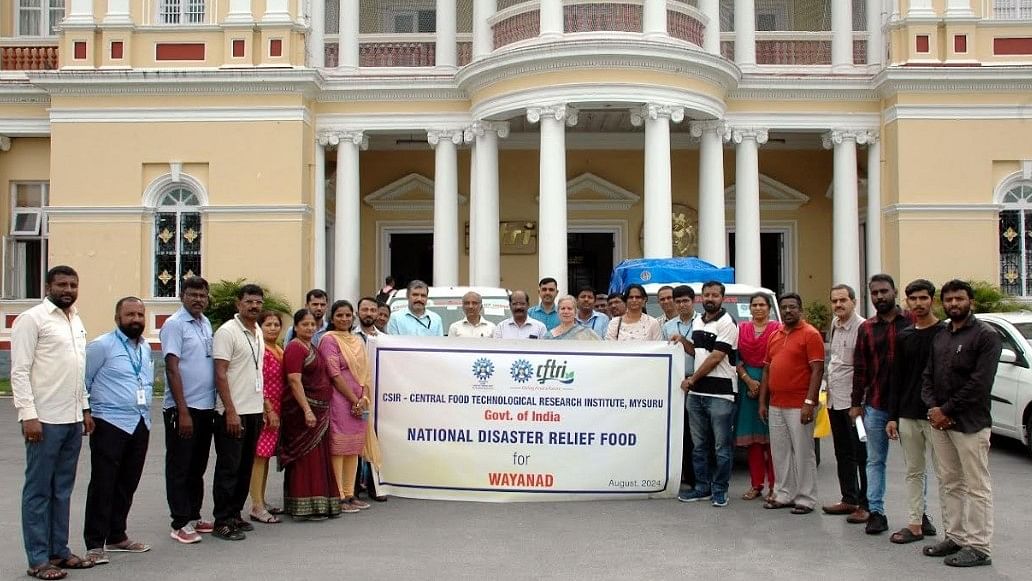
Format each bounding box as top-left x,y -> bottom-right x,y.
103,0 -> 132,24
339,0 -> 360,69
632,104 -> 684,259
866,0 -> 883,67
700,0 -> 721,55
832,0 -> 853,71
731,128 -> 768,287
437,0 -> 458,69
428,129 -> 464,286
540,0 -> 564,38
866,133 -> 882,289
528,105 -> 576,297
823,129 -> 869,294
692,120 -> 728,266
309,0 -> 325,67
226,0 -> 254,23
473,0 -> 497,59
333,131 -> 368,302
465,121 -> 509,287
734,0 -> 756,67
313,136 -> 328,290
262,0 -> 291,23
65,0 -> 95,25
907,0 -> 935,18
468,141 -> 478,284
945,0 -> 975,18
643,0 -> 668,38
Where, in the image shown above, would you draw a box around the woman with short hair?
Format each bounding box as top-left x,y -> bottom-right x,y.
543,296 -> 601,341
605,284 -> 662,341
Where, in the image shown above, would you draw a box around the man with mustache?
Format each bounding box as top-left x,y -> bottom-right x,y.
449,291 -> 496,338
607,294 -> 627,318
160,276 -> 216,545
12,265 -> 95,579
921,280 -> 1000,568
82,297 -> 154,565
575,286 -> 610,337
211,284 -> 267,541
375,302 -> 391,333
387,280 -> 443,336
529,277 -> 560,331
594,292 -> 609,317
285,289 -> 329,344
354,297 -> 386,341
850,274 -> 914,535
493,290 -> 547,339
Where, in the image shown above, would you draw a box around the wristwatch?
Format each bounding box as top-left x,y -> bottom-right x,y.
803,399 -> 816,406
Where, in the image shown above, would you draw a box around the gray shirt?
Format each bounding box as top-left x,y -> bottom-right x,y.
826,312 -> 865,410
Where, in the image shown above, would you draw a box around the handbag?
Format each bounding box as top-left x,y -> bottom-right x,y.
813,390 -> 831,439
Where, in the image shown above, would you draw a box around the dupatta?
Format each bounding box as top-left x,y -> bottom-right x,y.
324,331 -> 383,470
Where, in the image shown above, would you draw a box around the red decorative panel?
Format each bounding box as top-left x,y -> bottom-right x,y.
667,10 -> 704,46
854,39 -> 868,65
564,3 -> 642,33
0,341 -> 10,350
493,11 -> 540,49
324,42 -> 338,67
155,314 -> 171,329
359,42 -> 436,67
954,35 -> 967,53
756,40 -> 831,65
232,39 -> 245,58
457,42 -> 472,66
5,314 -> 18,328
0,46 -> 59,70
270,39 -> 283,57
110,41 -> 124,59
994,37 -> 1032,55
73,41 -> 87,59
916,35 -> 929,53
155,43 -> 206,61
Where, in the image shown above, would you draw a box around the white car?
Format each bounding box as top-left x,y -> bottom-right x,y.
388,286 -> 511,335
976,312 -> 1032,453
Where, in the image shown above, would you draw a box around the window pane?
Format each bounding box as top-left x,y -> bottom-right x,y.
19,0 -> 42,36
13,212 -> 42,235
394,14 -> 415,33
1000,210 -> 1022,295
161,0 -> 182,24
418,10 -> 437,33
187,0 -> 206,23
15,183 -> 45,207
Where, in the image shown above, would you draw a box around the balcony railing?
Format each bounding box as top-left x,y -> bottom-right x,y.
324,35 -> 473,68
564,1 -> 643,33
720,32 -> 868,66
667,3 -> 705,46
985,0 -> 1032,20
0,41 -> 59,71
492,2 -> 541,49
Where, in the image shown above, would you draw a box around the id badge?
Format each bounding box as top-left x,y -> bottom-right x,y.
137,388 -> 147,406
255,375 -> 263,393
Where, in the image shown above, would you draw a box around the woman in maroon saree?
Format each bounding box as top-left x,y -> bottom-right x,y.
279,309 -> 342,520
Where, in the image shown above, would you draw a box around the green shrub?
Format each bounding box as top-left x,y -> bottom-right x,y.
804,301 -> 831,335
931,280 -> 1024,318
205,278 -> 293,330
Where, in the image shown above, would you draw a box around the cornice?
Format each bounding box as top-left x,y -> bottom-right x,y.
730,74 -> 880,101
26,69 -> 322,97
455,36 -> 741,96
875,67 -> 1032,97
316,72 -> 465,102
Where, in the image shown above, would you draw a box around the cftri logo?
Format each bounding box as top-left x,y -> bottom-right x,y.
536,359 -> 574,385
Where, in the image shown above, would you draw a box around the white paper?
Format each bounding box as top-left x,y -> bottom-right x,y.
855,416 -> 867,443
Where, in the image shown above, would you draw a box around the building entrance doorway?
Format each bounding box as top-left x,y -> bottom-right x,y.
389,232 -> 434,289
567,232 -> 615,294
728,231 -> 785,295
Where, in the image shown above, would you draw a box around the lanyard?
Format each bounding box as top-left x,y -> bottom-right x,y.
190,317 -> 213,357
677,319 -> 693,338
119,335 -> 144,381
238,318 -> 260,371
407,312 -> 432,331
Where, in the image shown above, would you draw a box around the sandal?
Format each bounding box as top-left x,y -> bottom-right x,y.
267,506 -> 284,515
249,509 -> 282,524
741,488 -> 763,501
347,497 -> 370,510
790,505 -> 814,515
27,564 -> 67,580
50,554 -> 95,569
105,540 -> 151,553
763,500 -> 794,510
890,528 -> 924,544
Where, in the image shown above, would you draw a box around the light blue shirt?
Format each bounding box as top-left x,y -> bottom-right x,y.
576,311 -> 610,337
387,309 -> 444,336
159,306 -> 215,410
528,304 -> 560,331
663,315 -> 699,377
85,328 -> 154,434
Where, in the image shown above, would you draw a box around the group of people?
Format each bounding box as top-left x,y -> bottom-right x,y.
11,267 -> 1001,579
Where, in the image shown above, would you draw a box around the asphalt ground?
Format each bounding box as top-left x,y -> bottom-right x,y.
0,402 -> 1029,581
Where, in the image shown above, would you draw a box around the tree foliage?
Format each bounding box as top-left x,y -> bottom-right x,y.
803,301 -> 831,336
205,278 -> 293,330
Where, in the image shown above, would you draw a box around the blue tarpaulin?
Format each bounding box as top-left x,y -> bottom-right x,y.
608,258 -> 735,295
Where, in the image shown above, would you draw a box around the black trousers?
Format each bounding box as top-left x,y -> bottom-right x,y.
84,418 -> 150,550
212,412 -> 263,525
682,401 -> 695,486
828,407 -> 868,508
164,408 -> 215,530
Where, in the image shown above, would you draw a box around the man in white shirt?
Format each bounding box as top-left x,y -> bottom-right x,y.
211,284 -> 266,541
449,291 -> 496,338
12,265 -> 96,576
493,290 -> 547,339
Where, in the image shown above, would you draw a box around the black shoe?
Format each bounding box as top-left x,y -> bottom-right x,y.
923,538 -> 962,557
921,514 -> 938,537
944,547 -> 991,567
233,517 -> 254,532
865,512 -> 888,535
211,523 -> 245,541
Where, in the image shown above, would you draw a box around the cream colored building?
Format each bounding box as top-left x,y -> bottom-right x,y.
1,0 -> 1032,348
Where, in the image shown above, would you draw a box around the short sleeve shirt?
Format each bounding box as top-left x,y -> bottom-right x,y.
688,309 -> 739,401
159,306 -> 215,410
212,315 -> 265,415
765,322 -> 826,409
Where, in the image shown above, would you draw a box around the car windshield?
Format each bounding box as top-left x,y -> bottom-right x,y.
393,297 -> 511,334
1011,322 -> 1032,343
645,294 -> 779,323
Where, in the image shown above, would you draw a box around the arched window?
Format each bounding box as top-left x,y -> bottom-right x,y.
999,181 -> 1032,296
154,187 -> 202,298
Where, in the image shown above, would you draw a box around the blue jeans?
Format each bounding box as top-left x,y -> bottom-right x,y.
863,405 -> 890,514
22,422 -> 82,568
687,394 -> 735,495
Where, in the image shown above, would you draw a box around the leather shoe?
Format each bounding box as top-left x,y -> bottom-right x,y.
865,511 -> 889,534
822,502 -> 858,515
847,508 -> 871,524
923,538 -> 962,557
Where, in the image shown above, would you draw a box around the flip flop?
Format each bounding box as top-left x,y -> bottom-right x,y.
267,506 -> 284,515
890,528 -> 924,544
763,500 -> 794,510
249,509 -> 282,524
105,540 -> 151,553
50,554 -> 95,569
27,564 -> 67,580
791,505 -> 814,515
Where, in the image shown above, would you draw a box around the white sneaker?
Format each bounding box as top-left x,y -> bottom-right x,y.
170,525 -> 202,544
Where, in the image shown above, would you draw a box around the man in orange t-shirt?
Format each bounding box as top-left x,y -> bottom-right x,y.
759,293 -> 826,514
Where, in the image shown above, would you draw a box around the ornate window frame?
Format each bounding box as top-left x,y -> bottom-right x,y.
144,171 -> 207,298
996,170 -> 1032,297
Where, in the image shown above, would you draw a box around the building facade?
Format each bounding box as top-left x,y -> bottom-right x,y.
1,0 -> 1031,346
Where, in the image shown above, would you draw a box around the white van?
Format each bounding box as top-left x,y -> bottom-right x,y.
639,282 -> 781,323
388,286 -> 512,334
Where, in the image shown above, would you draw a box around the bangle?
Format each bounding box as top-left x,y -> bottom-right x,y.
804,399 -> 816,406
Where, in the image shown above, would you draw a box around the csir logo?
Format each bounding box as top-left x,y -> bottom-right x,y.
536,359 -> 574,385
472,358 -> 495,382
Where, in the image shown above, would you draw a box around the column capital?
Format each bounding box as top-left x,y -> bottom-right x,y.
464,121 -> 510,143
630,104 -> 685,126
427,128 -> 466,146
318,130 -> 369,150
822,129 -> 875,149
689,120 -> 728,140
526,104 -> 578,126
729,127 -> 769,145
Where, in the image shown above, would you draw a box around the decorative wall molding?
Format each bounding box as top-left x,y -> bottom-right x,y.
49,107 -> 310,124
565,173 -> 640,211
0,117 -> 50,136
885,104 -> 1032,123
363,173 -> 468,211
316,112 -> 473,132
724,174 -> 811,211
882,203 -> 1003,215
723,111 -> 880,131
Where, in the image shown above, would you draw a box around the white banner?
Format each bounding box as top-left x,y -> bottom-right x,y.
370,336 -> 685,502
